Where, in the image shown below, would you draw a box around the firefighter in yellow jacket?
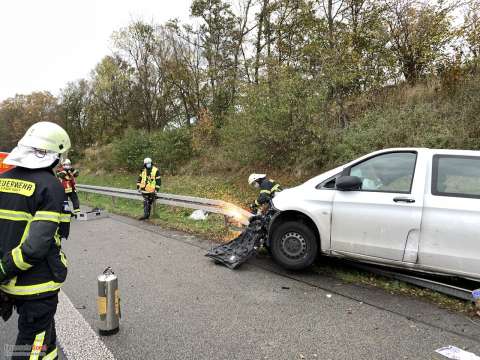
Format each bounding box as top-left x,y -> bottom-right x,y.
136,158 -> 161,220
0,121 -> 71,359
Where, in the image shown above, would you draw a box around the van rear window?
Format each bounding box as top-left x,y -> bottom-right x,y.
432,155 -> 480,198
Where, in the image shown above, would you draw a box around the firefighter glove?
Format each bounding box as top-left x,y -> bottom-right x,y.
0,291 -> 14,322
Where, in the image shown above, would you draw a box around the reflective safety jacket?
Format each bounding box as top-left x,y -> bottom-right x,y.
137,166 -> 161,193
255,178 -> 282,207
0,167 -> 71,299
56,166 -> 79,193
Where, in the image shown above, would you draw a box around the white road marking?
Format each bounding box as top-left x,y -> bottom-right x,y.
56,291 -> 116,360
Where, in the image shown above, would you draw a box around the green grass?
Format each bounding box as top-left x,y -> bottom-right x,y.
77,172 -> 249,241
78,192 -> 233,241
79,172 -> 255,205
314,262 -> 475,314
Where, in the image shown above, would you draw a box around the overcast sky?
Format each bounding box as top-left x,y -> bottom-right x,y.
0,0 -> 192,101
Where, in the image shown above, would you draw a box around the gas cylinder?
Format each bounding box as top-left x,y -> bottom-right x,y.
97,267 -> 121,335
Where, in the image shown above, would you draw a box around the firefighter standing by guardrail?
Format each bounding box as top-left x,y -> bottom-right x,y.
137,157 -> 161,220
0,121 -> 72,360
248,173 -> 282,214
56,159 -> 80,217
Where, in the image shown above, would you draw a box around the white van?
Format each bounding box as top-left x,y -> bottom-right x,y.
269,148 -> 480,281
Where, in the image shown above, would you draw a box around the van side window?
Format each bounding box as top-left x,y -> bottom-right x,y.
316,174 -> 340,189
349,152 -> 417,193
432,155 -> 480,198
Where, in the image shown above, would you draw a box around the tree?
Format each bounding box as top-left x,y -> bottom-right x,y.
164,22 -> 206,127
191,0 -> 239,126
0,92 -> 61,151
384,0 -> 456,85
89,55 -> 138,141
59,80 -> 92,150
463,0 -> 480,62
112,22 -> 174,131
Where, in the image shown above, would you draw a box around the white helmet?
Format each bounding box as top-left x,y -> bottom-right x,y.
143,157 -> 152,165
19,121 -> 71,154
63,159 -> 72,168
248,173 -> 266,186
4,121 -> 71,169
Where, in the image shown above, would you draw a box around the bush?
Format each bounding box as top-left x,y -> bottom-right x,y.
150,128 -> 192,174
81,144 -> 116,173
221,70 -> 328,171
112,128 -> 152,171
111,127 -> 192,174
333,77 -> 480,166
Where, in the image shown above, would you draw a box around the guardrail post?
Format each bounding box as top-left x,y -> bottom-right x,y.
111,196 -> 116,207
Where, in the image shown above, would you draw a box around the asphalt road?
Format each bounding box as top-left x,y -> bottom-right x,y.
2,213 -> 480,359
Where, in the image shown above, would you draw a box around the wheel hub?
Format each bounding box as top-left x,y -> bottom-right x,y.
281,232 -> 307,259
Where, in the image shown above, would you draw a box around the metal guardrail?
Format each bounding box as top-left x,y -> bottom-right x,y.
76,184 -> 252,225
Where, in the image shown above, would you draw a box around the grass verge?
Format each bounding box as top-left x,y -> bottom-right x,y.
78,172 -> 254,241
314,261 -> 475,315
78,192 -> 231,241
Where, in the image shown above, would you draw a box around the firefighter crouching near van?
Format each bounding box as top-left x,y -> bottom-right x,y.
0,121 -> 72,360
56,159 -> 80,216
248,173 -> 282,214
137,158 -> 161,220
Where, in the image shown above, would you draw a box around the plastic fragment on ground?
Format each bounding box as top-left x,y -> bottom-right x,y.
436,346 -> 480,360
189,210 -> 208,221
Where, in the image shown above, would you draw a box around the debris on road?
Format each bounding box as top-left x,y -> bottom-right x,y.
205,211 -> 273,269
326,294 -> 332,298
436,345 -> 480,360
189,209 -> 208,221
76,207 -> 108,221
205,221 -> 263,269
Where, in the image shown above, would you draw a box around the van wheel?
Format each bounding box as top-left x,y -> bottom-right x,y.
271,221 -> 318,270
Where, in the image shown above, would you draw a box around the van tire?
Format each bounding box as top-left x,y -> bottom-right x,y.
271,221 -> 318,270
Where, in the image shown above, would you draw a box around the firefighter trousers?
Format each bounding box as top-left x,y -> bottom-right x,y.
11,294 -> 58,359
142,193 -> 156,219
67,191 -> 80,214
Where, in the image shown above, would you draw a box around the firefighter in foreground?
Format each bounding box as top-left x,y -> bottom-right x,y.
56,159 -> 80,216
0,121 -> 71,359
136,157 -> 161,220
248,173 -> 282,214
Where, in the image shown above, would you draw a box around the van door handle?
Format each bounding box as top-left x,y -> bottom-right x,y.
393,197 -> 415,203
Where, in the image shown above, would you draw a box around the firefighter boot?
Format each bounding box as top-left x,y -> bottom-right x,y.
139,199 -> 151,220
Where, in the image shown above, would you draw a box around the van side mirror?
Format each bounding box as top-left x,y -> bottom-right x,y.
336,176 -> 362,191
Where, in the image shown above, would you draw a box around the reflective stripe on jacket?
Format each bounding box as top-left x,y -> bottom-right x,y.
255,178 -> 282,206
56,166 -> 79,193
137,166 -> 161,193
0,167 -> 70,299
